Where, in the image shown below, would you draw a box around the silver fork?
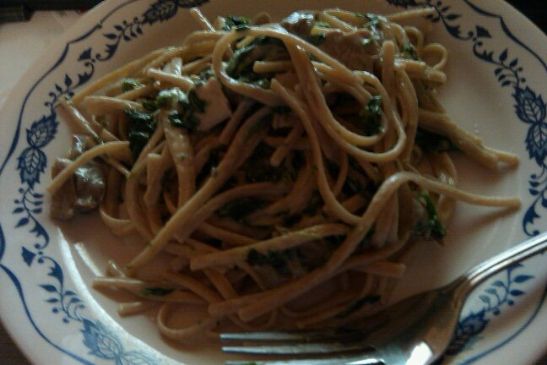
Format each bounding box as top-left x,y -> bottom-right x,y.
221,232 -> 547,365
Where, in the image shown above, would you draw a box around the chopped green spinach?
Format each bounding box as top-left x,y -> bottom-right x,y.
414,191 -> 446,241
355,12 -> 383,40
195,68 -> 214,85
355,12 -> 380,27
226,36 -> 288,88
401,42 -> 419,60
223,15 -> 251,31
125,109 -> 156,160
121,78 -> 142,92
168,90 -> 207,132
169,112 -> 197,131
340,94 -> 383,137
187,89 -> 207,112
358,95 -> 383,136
156,88 -> 186,109
141,98 -> 158,112
367,14 -> 380,28
226,46 -> 255,79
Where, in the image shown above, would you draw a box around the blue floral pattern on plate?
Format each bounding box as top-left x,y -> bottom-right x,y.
387,0 -> 547,237
2,1 -> 210,363
0,0 -> 545,364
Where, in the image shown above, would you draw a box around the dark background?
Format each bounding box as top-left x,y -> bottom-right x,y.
1,1 -> 546,33
507,0 -> 546,33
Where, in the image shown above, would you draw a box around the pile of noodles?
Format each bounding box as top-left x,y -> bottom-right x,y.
49,7 -> 519,341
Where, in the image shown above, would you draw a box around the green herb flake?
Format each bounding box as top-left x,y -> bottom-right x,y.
356,12 -> 381,27
223,15 -> 251,31
307,33 -> 326,46
125,109 -> 156,160
401,43 -> 419,60
415,191 -> 446,241
168,89 -> 207,131
141,287 -> 174,297
197,68 -> 214,84
358,95 -> 383,136
121,78 -> 142,92
226,36 -> 288,87
169,112 -> 198,132
355,12 -> 384,39
235,25 -> 250,32
187,89 -> 207,113
141,99 -> 158,112
366,13 -> 380,26
156,88 -> 186,109
226,46 -> 255,78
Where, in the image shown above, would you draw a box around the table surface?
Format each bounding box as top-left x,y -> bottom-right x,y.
0,2 -> 545,364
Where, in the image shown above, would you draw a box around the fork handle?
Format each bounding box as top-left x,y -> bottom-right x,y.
455,232 -> 547,297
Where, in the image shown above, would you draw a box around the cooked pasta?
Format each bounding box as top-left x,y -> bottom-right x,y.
49,7 -> 520,342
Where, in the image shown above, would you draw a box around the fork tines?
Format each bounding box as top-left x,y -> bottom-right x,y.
221,329 -> 378,364
225,357 -> 380,365
221,328 -> 362,342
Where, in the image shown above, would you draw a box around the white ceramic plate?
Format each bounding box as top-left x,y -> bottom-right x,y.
0,0 -> 545,364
